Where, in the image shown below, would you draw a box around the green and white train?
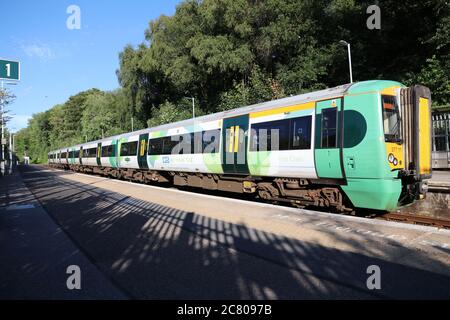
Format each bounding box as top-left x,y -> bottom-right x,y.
48,80 -> 432,212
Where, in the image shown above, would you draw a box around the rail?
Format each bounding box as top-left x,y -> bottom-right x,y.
377,212 -> 450,229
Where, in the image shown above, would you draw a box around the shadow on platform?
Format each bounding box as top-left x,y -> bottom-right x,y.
11,165 -> 450,299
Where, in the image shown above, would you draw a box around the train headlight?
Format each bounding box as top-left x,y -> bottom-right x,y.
388,153 -> 395,163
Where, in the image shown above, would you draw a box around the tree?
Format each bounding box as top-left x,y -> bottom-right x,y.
404,55 -> 450,106
0,88 -> 16,132
81,92 -> 114,141
218,66 -> 285,111
26,111 -> 51,163
61,88 -> 102,144
13,128 -> 30,162
147,100 -> 204,127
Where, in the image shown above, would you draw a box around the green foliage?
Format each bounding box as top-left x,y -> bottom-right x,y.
13,128 -> 29,162
81,92 -> 114,141
404,55 -> 450,106
117,0 -> 450,118
0,88 -> 16,109
147,101 -> 188,127
147,100 -> 204,127
218,66 -> 285,111
26,111 -> 51,163
16,89 -> 134,163
60,89 -> 102,144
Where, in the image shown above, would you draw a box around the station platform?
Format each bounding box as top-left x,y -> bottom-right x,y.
0,171 -> 126,299
395,171 -> 450,221
427,170 -> 450,191
1,165 -> 449,299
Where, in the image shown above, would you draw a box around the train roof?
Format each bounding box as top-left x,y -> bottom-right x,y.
49,80 -> 402,153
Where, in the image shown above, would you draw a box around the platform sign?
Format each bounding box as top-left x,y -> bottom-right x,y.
0,59 -> 20,81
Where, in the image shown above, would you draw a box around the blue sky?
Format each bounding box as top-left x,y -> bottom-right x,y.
0,0 -> 181,132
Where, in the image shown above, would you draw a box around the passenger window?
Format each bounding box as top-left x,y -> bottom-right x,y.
291,116 -> 312,150
148,138 -> 163,155
162,137 -> 177,155
202,129 -> 220,153
101,145 -> 115,157
120,141 -> 138,156
321,108 -> 337,148
250,116 -> 312,151
250,119 -> 290,151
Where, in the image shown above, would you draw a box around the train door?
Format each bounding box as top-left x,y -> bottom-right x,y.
138,133 -> 149,169
112,140 -> 119,168
315,98 -> 344,179
96,142 -> 102,166
399,85 -> 432,179
222,114 -> 250,174
79,146 -> 83,165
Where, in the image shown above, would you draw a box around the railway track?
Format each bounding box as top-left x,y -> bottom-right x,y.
378,212 -> 450,229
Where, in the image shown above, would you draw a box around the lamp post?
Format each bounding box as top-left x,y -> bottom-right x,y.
339,40 -> 353,83
12,132 -> 16,167
8,129 -> 12,174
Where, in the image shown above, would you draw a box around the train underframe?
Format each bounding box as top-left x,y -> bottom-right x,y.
49,163 -> 355,213
398,169 -> 427,205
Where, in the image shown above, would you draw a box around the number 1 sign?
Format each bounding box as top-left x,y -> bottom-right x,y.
0,59 -> 20,81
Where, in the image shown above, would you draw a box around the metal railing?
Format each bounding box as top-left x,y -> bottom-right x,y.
432,109 -> 450,169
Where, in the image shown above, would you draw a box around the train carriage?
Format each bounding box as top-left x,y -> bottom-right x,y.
147,118 -> 222,173
49,80 -> 432,212
99,138 -> 118,168
60,149 -> 69,165
79,143 -> 97,167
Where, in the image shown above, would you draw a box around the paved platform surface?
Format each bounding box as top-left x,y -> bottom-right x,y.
1,165 -> 450,299
428,170 -> 450,190
0,170 -> 126,299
